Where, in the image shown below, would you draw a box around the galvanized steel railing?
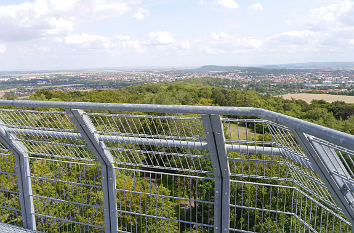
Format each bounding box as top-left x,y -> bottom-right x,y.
0,100 -> 353,233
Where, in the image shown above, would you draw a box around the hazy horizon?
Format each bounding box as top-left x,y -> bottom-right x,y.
3,61 -> 354,73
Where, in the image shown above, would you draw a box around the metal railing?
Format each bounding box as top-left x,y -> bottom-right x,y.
0,100 -> 353,233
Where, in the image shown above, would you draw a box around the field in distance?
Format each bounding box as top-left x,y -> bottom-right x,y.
280,93 -> 354,103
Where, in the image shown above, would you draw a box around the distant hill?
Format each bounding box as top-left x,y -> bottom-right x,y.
190,62 -> 354,72
2,62 -> 354,74
262,62 -> 354,69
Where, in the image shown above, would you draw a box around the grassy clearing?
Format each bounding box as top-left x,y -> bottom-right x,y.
224,123 -> 257,141
280,93 -> 354,104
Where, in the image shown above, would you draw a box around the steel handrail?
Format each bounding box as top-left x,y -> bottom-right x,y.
0,99 -> 353,151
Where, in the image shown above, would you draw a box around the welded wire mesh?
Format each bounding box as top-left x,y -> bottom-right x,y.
0,109 -> 104,232
89,113 -> 206,141
87,112 -> 216,232
30,158 -> 104,232
267,122 -> 341,210
306,136 -> 354,215
16,134 -> 95,161
223,118 -> 290,181
229,180 -> 351,233
0,109 -> 75,132
88,113 -> 212,173
0,142 -> 22,227
115,168 -> 215,232
0,109 -> 95,162
308,136 -> 354,180
0,105 -> 352,233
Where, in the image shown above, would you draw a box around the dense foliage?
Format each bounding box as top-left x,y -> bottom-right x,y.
29,78 -> 354,134
1,78 -> 352,232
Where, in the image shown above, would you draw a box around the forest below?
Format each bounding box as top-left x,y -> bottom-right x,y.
0,77 -> 352,233
28,78 -> 354,134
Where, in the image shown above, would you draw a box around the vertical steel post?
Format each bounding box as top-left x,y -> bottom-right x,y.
0,123 -> 36,230
66,109 -> 118,233
291,129 -> 354,226
202,114 -> 230,233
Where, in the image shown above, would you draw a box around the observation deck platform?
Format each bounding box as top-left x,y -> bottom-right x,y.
0,100 -> 353,233
0,223 -> 41,233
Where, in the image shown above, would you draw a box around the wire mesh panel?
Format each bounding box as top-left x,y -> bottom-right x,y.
0,109 -> 94,162
267,122 -> 339,209
266,121 -> 352,232
230,180 -> 294,232
0,102 -> 353,233
306,136 -> 354,219
307,136 -> 354,186
88,113 -> 216,232
89,113 -> 209,172
0,142 -> 22,227
115,168 -> 215,232
230,180 -> 351,233
224,118 -> 293,232
223,118 -> 290,181
0,109 -> 105,232
224,118 -> 352,232
29,158 -> 104,232
292,188 -> 351,233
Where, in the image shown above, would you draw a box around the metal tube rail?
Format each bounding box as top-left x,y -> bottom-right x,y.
5,127 -> 282,155
1,100 -> 353,151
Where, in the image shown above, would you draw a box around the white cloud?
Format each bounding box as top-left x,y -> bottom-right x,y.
116,35 -> 131,41
285,19 -> 293,25
246,38 -> 262,48
215,0 -> 239,9
115,34 -> 143,51
261,30 -> 325,55
204,47 -> 223,54
268,30 -> 318,45
46,0 -> 77,13
179,41 -> 191,49
308,0 -> 354,30
211,32 -> 229,40
2,0 -> 354,69
121,40 -> 142,51
62,33 -> 144,54
64,33 -> 110,49
0,44 -> 6,53
195,33 -> 264,55
147,31 -> 176,45
133,7 -> 149,20
46,18 -> 74,36
270,1 -> 354,53
0,0 -> 133,41
90,1 -> 131,19
198,0 -> 205,6
250,3 -> 263,11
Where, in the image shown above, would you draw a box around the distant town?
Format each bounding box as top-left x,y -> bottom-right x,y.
1,65 -> 354,99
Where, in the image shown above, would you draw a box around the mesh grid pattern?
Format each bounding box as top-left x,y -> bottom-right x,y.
0,106 -> 352,233
0,142 -> 22,227
223,118 -> 290,181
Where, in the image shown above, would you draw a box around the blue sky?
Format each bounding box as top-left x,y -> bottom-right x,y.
0,0 -> 354,70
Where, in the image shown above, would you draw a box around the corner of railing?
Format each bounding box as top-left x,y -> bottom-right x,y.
252,107 -> 354,151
